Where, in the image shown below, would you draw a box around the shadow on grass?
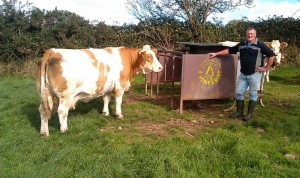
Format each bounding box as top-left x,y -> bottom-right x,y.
73,97 -> 104,114
22,89 -> 176,135
21,103 -> 41,133
269,75 -> 300,85
22,97 -> 108,134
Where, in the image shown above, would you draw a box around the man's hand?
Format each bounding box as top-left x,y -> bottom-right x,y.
208,53 -> 217,59
257,56 -> 275,72
208,49 -> 229,58
256,66 -> 268,72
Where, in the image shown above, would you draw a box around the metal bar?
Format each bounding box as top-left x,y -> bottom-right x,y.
171,54 -> 175,109
150,72 -> 153,97
163,52 -> 167,102
144,75 -> 147,95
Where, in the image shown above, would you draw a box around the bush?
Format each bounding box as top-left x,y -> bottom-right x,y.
283,45 -> 300,67
0,59 -> 38,77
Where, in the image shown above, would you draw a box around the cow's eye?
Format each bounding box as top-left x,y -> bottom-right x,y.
146,54 -> 153,62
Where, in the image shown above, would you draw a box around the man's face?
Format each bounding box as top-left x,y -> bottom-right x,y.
246,29 -> 256,43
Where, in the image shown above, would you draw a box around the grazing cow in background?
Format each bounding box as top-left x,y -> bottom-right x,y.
263,40 -> 288,83
36,45 -> 163,136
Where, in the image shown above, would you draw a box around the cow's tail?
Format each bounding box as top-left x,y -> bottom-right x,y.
38,51 -> 53,119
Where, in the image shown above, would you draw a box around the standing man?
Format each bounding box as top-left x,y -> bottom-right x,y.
208,27 -> 275,121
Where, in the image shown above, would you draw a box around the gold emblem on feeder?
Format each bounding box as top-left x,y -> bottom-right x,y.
198,59 -> 222,86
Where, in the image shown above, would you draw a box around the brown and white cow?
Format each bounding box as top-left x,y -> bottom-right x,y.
36,45 -> 163,136
263,40 -> 288,83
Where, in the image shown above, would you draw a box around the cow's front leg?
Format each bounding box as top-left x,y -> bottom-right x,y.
102,93 -> 111,116
57,100 -> 70,133
115,91 -> 124,119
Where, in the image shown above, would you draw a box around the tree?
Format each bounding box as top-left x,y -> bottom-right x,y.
136,17 -> 189,50
0,0 -> 33,63
224,18 -> 252,42
26,7 -> 96,53
126,0 -> 254,43
93,21 -> 119,47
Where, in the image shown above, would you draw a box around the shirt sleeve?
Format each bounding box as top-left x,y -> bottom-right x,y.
259,41 -> 275,57
228,41 -> 242,54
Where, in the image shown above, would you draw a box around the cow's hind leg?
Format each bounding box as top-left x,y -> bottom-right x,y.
102,93 -> 111,116
39,92 -> 54,136
57,99 -> 71,133
39,104 -> 50,136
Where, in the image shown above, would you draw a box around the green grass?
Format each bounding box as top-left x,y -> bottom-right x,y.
1,66 -> 300,177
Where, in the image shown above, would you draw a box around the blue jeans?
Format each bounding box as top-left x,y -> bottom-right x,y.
236,72 -> 262,101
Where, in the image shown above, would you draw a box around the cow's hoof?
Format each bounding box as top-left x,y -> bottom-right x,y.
40,132 -> 49,137
60,127 -> 68,133
102,112 -> 110,117
116,114 -> 124,120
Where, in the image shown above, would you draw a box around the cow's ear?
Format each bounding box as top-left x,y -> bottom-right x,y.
281,42 -> 288,48
139,45 -> 151,54
140,50 -> 147,59
264,42 -> 271,48
152,48 -> 158,54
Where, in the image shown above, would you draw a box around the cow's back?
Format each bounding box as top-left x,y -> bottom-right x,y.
39,48 -> 124,102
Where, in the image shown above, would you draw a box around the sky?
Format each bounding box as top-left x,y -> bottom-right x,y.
18,0 -> 300,25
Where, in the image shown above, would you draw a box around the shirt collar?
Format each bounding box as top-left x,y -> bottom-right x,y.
245,38 -> 258,45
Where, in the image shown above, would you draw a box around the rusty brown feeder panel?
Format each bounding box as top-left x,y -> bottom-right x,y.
145,42 -> 239,113
180,54 -> 238,113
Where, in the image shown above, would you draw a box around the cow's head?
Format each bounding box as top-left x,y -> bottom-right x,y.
265,40 -> 289,66
139,45 -> 163,74
270,40 -> 281,54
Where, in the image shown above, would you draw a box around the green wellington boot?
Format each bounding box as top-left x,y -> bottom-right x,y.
243,100 -> 256,121
229,99 -> 244,118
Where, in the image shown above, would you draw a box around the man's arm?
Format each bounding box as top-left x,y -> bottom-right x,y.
208,49 -> 229,58
256,56 -> 275,72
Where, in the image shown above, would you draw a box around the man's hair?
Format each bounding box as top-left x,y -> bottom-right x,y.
247,27 -> 257,32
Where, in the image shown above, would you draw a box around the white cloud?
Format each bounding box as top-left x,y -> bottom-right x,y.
19,0 -> 300,25
211,0 -> 300,24
22,0 -> 138,25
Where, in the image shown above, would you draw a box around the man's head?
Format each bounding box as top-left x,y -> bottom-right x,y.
246,27 -> 257,43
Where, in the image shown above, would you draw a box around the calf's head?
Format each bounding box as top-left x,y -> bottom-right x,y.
139,45 -> 163,73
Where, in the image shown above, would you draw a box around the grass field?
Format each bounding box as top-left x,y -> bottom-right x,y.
1,66 -> 300,177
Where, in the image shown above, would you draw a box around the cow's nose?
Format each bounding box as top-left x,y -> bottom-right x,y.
158,65 -> 163,71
